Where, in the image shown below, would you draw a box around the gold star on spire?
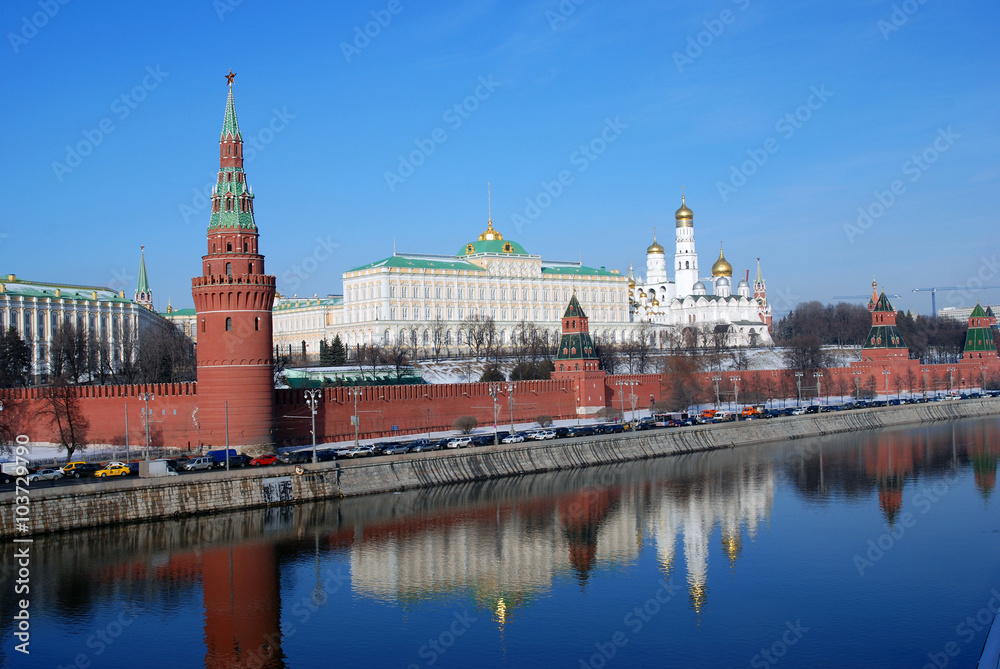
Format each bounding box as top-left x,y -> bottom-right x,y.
225,69 -> 236,86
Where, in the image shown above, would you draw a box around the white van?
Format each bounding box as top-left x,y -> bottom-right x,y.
184,457 -> 213,471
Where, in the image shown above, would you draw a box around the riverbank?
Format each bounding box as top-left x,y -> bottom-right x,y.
3,397 -> 999,538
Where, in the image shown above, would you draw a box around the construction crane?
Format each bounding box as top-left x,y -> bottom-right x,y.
912,286 -> 1000,317
832,294 -> 901,300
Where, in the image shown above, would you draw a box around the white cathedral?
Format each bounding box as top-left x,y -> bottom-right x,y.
628,196 -> 773,347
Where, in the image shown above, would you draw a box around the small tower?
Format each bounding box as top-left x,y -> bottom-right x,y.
752,259 -> 772,331
961,303 -> 998,359
134,245 -> 153,310
866,280 -> 879,312
861,289 -> 909,361
191,71 -> 277,449
645,229 -> 667,285
553,294 -> 606,416
673,195 -> 698,297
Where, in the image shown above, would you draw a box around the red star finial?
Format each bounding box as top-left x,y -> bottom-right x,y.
225,69 -> 236,85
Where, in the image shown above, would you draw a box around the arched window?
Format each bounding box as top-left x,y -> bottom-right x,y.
225,318 -> 232,331
226,262 -> 232,275
685,261 -> 690,269
243,242 -> 248,252
202,319 -> 206,333
255,317 -> 260,331
248,262 -> 253,274
227,242 -> 233,252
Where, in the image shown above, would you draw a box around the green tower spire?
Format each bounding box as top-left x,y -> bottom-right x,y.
135,245 -> 152,309
209,71 -> 256,232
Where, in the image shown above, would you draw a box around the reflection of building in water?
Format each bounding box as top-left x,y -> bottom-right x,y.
350,459 -> 775,617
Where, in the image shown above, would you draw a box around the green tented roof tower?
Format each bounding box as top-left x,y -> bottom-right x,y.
134,245 -> 152,310
962,303 -> 998,358
555,294 -> 599,369
209,70 -> 256,232
862,288 -> 909,360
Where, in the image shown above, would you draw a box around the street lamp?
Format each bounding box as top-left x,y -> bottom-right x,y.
882,369 -> 890,401
488,384 -> 500,445
505,381 -> 516,435
947,367 -> 956,395
813,372 -> 823,407
982,365 -> 989,394
712,376 -> 722,409
615,379 -> 638,423
348,387 -> 363,448
921,368 -> 929,399
795,372 -> 803,407
138,392 -> 154,461
305,389 -> 321,464
853,372 -> 862,402
729,376 -> 740,413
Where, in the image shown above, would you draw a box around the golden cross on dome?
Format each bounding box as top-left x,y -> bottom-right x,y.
225,69 -> 236,85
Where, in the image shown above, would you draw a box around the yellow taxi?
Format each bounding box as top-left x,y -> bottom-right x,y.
94,463 -> 131,478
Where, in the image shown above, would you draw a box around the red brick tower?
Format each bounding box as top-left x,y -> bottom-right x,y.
552,294 -> 607,416
192,71 -> 276,448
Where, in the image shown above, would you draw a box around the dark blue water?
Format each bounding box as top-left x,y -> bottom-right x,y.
3,418 -> 999,669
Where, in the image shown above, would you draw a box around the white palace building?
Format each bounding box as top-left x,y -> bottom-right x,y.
267,196 -> 773,357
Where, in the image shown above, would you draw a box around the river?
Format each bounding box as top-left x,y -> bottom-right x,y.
2,417 -> 999,668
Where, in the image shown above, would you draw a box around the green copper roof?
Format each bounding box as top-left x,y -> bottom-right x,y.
135,247 -> 150,297
273,296 -> 343,312
207,169 -> 256,231
555,332 -> 597,361
863,324 -> 907,349
872,291 -> 895,313
970,303 -> 988,319
986,306 -> 996,318
541,265 -> 619,277
162,308 -> 197,316
563,294 -> 587,319
755,258 -> 764,284
0,276 -> 132,303
964,323 -> 997,354
348,255 -> 483,273
221,85 -> 241,139
458,239 -> 529,256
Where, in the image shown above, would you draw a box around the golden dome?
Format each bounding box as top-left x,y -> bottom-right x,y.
711,245 -> 733,277
638,290 -> 647,299
651,297 -> 660,306
675,195 -> 693,228
646,231 -> 664,255
478,218 -> 503,241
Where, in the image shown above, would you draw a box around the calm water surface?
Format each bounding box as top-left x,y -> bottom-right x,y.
3,418 -> 999,669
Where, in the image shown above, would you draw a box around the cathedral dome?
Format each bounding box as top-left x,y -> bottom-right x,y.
647,233 -> 665,255
675,195 -> 693,228
651,297 -> 660,306
715,276 -> 730,287
711,246 -> 733,277
737,278 -> 750,288
692,281 -> 707,295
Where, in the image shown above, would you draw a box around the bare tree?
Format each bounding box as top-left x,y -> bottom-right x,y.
430,318 -> 446,361
453,415 -> 479,434
462,315 -> 488,359
535,414 -> 554,427
358,342 -> 383,382
37,376 -> 90,463
382,340 -> 410,380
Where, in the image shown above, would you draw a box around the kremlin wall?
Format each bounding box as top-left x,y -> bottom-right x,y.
3,77 -> 999,453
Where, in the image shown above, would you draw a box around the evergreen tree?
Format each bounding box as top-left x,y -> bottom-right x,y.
0,327 -> 31,387
330,334 -> 347,366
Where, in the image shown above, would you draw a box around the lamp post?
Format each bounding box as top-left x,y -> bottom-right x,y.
882,369 -> 890,401
615,379 -> 638,423
712,376 -> 722,409
982,365 -> 989,394
813,372 -> 823,407
729,376 -> 740,413
488,384 -> 499,445
349,387 -> 362,448
426,407 -> 431,441
506,381 -> 516,434
853,372 -> 862,402
138,392 -> 154,461
305,388 -> 321,464
947,367 -> 956,395
795,372 -> 803,407
921,368 -> 929,399
124,401 -> 129,463
224,401 -> 230,468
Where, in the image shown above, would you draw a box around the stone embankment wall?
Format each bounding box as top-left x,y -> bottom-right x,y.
3,398 -> 998,538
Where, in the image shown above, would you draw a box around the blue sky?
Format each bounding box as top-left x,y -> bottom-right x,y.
2,0 -> 998,316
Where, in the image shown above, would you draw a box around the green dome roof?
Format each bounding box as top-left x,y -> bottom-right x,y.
458,238 -> 529,256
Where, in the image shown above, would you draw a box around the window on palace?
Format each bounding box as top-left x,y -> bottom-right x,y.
425,308 -> 431,319
500,288 -> 507,300
447,287 -> 453,298
522,288 -> 528,301
490,288 -> 497,300
389,285 -> 396,297
533,308 -> 540,320
457,287 -> 463,299
479,288 -> 486,300
436,308 -> 443,319
425,286 -> 431,298
491,309 -> 497,319
448,308 -> 454,320
458,308 -> 465,319
435,287 -> 441,299
501,309 -> 508,320
402,307 -> 408,320
543,289 -> 549,301
401,285 -> 408,298
533,290 -> 539,301
512,308 -> 518,320
423,331 -> 430,345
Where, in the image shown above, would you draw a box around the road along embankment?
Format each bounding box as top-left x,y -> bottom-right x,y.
3,398 -> 998,538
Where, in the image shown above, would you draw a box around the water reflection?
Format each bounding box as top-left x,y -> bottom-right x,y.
2,418 -> 998,668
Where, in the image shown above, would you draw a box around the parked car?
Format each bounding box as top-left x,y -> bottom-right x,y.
68,463 -> 104,479
60,461 -> 88,476
206,449 -> 239,467
553,427 -> 571,438
315,449 -> 339,462
446,437 -> 472,449
471,435 -> 495,447
502,433 -> 525,444
346,445 -> 375,458
278,451 -> 312,465
94,463 -> 131,478
531,430 -> 556,440
410,441 -> 438,453
28,468 -> 64,482
249,454 -> 279,466
184,456 -> 214,471
383,443 -> 411,455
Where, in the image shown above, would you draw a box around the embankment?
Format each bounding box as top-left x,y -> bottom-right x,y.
3,398 -> 998,538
